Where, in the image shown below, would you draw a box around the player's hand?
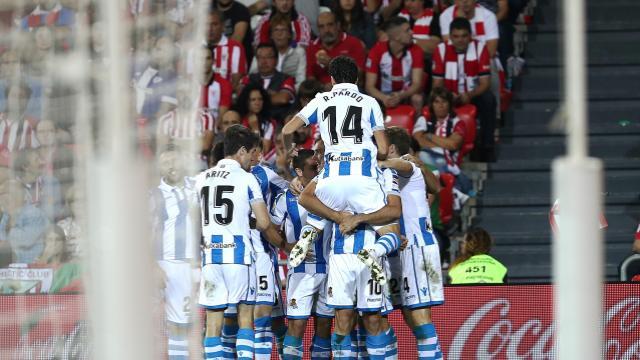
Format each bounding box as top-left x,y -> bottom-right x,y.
316,50 -> 331,67
459,93 -> 471,105
399,235 -> 409,251
388,93 -> 402,108
339,214 -> 361,235
289,176 -> 304,196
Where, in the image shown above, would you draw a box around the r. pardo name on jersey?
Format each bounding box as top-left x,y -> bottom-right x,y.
205,170 -> 231,179
322,90 -> 363,102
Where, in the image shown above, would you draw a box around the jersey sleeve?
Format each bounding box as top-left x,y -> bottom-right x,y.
219,79 -> 233,107
281,76 -> 296,103
270,191 -> 287,226
365,43 -> 383,74
478,42 -> 491,75
410,45 -> 424,69
369,98 -> 385,131
413,116 -> 427,134
482,10 -> 499,41
264,165 -> 289,194
297,96 -> 321,125
431,44 -> 445,78
439,7 -> 453,37
383,168 -> 400,196
247,175 -> 265,204
453,117 -> 467,138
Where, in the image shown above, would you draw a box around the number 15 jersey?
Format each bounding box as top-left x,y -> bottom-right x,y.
195,158 -> 264,266
297,82 -> 385,178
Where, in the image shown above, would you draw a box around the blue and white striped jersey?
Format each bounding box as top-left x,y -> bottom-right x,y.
150,178 -> 198,261
250,164 -> 288,254
298,83 -> 385,178
195,159 -> 264,265
271,190 -> 332,274
397,163 -> 436,247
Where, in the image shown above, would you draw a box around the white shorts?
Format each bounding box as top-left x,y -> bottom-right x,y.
326,253 -> 384,312
386,255 -> 404,308
286,272 -> 334,319
159,260 -> 194,325
307,175 -> 386,230
400,245 -> 444,308
255,251 -> 280,306
198,263 -> 253,309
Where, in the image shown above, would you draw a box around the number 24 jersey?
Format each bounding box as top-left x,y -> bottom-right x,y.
195,159 -> 264,265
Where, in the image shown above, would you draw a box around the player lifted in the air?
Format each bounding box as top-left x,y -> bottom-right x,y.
282,55 -> 399,284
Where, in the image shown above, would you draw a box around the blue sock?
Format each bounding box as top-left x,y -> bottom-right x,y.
311,335 -> 331,359
253,317 -> 272,359
204,337 -> 223,359
236,328 -> 255,360
350,328 -> 359,358
372,233 -> 400,256
358,328 -> 368,358
221,321 -> 239,359
385,327 -> 398,360
332,333 -> 352,359
366,332 -> 388,359
283,335 -> 303,360
273,318 -> 287,358
414,323 -> 440,360
167,332 -> 188,359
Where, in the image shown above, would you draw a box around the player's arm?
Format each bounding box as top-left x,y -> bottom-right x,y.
298,180 -> 344,224
339,194 -> 402,234
378,158 -> 413,177
400,154 -> 441,195
373,130 -> 389,161
251,200 -> 289,251
282,97 -> 319,153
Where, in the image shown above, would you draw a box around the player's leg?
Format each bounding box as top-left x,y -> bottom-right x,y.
204,310 -> 225,359
356,252 -> 387,360
272,263 -> 288,358
326,253 -> 358,359
228,264 -> 255,360
333,308 -> 357,359
159,260 -> 192,359
221,310 -> 239,359
236,303 -> 256,360
198,264 -> 229,359
357,225 -> 401,286
253,252 -> 278,359
283,272 -> 311,360
310,273 -> 333,360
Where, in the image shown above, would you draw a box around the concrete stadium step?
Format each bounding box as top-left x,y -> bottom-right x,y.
491,243 -> 632,281
488,158 -> 640,172
495,134 -> 640,161
533,0 -> 640,32
503,100 -> 640,137
513,65 -> 640,101
478,170 -> 640,206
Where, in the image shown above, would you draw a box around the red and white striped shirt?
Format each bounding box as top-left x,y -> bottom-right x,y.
158,109 -> 214,141
200,74 -> 232,124
0,114 -> 39,152
366,41 -> 424,93
413,115 -> 466,167
439,4 -> 499,43
254,11 -> 311,47
635,223 -> 640,241
432,40 -> 491,94
398,8 -> 437,40
211,35 -> 247,82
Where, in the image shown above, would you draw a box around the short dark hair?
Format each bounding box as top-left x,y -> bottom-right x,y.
383,16 -> 409,32
297,79 -> 324,101
428,87 -> 456,120
210,141 -> 225,166
450,17 -> 472,34
223,125 -> 260,156
328,55 -> 358,84
256,42 -> 277,57
292,149 -> 315,171
385,126 -> 412,156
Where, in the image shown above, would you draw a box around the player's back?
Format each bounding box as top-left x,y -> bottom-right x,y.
397,163 -> 436,247
196,159 -> 260,265
300,83 -> 385,178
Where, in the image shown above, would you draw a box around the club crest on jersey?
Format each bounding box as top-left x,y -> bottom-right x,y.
289,298 -> 298,309
250,287 -> 255,295
420,287 -> 428,296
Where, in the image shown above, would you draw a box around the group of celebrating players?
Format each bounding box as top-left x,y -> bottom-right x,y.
154,55 -> 444,360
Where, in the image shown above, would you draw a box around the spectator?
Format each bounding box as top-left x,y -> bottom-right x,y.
249,13 -> 306,89
213,109 -> 242,145
20,1 -> 75,31
439,0 -> 499,58
0,180 -> 49,264
56,186 -> 83,259
0,50 -> 44,120
283,110 -> 316,150
306,12 -> 367,89
33,225 -> 69,264
241,42 -> 296,122
412,87 -> 465,176
34,119 -> 74,196
448,227 -> 507,284
132,35 -> 178,121
199,46 -> 233,128
297,78 -> 324,108
432,17 -> 496,161
31,225 -> 82,293
633,223 -> 640,254
254,0 -> 312,48
0,82 -> 39,154
365,16 -> 425,111
234,83 -> 276,154
333,0 -> 377,49
379,0 -> 403,22
206,9 -> 247,92
397,0 -> 441,54
212,0 -> 253,62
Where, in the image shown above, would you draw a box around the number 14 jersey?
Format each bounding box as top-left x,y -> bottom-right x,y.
297,82 -> 385,178
195,158 -> 264,265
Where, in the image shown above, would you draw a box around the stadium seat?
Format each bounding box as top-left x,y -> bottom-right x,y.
421,104 -> 477,161
619,254 -> 640,281
385,105 -> 416,134
439,173 -> 456,225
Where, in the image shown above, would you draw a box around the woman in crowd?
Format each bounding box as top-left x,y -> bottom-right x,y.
333,0 -> 377,49
234,83 -> 276,155
448,227 -> 507,284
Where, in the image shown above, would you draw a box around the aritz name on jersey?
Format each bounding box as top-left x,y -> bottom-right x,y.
322,89 -> 364,103
328,154 -> 365,162
205,170 -> 230,179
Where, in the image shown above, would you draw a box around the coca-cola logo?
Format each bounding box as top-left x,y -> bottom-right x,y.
447,297 -> 640,360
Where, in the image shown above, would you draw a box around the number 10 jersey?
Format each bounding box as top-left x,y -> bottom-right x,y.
195,158 -> 264,265
297,82 -> 385,178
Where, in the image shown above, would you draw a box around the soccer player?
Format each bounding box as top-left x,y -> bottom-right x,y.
271,149 -> 334,360
341,127 -> 445,360
150,148 -> 199,360
282,55 -> 397,285
196,125 -> 287,360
